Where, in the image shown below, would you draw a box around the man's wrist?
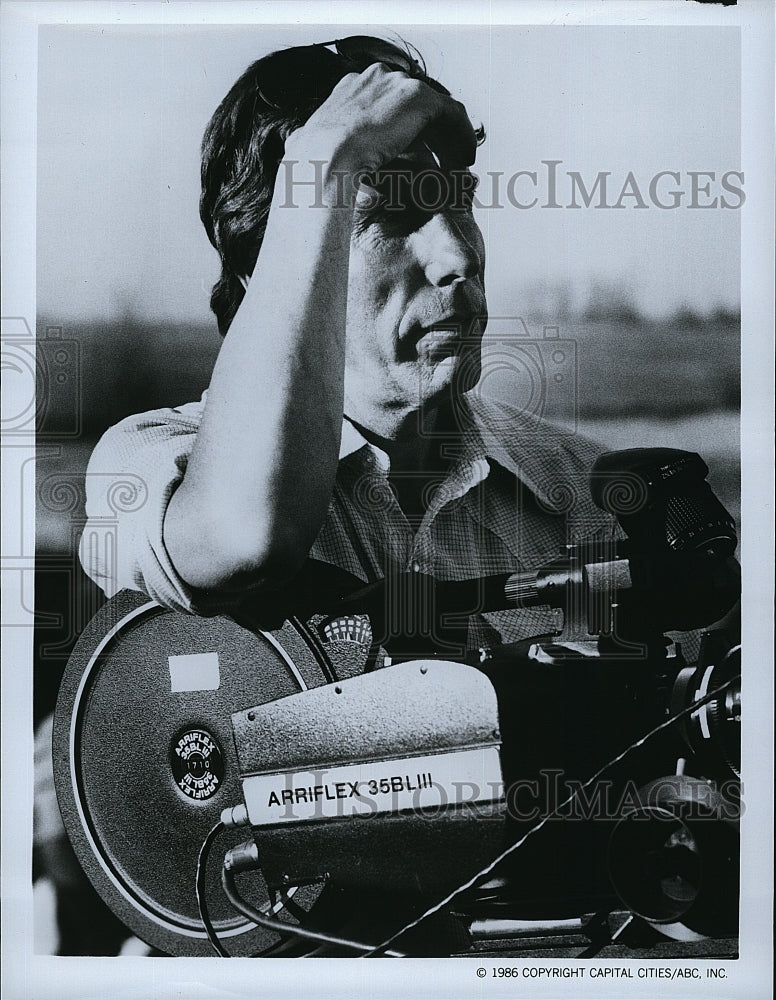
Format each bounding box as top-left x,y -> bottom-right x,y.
280,131 -> 367,210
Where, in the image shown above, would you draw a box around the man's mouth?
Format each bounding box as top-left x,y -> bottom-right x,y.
414,317 -> 483,361
416,329 -> 464,362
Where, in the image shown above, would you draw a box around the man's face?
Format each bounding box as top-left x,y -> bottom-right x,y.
343,149 -> 487,434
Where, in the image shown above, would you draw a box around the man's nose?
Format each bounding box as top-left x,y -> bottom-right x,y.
419,213 -> 482,287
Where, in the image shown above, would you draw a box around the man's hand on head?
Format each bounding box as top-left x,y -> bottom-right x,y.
285,62 -> 478,178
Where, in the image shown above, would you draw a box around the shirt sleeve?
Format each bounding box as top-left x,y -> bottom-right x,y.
79,397 -> 209,613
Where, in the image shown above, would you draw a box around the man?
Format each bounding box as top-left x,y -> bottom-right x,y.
80,36 -> 614,651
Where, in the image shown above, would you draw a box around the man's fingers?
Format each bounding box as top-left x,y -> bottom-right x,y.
388,78 -> 478,168
422,98 -> 478,168
297,63 -> 479,174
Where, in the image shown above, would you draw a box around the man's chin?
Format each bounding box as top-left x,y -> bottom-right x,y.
416,352 -> 482,409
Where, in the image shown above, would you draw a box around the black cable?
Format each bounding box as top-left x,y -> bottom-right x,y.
362,673 -> 741,958
577,913 -> 636,958
195,820 -> 231,957
279,888 -> 314,924
221,863 -> 407,957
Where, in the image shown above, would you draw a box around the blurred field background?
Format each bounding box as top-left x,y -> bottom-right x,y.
481,302 -> 740,528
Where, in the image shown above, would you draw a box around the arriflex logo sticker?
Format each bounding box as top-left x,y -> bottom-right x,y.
241,747 -> 503,824
171,729 -> 224,801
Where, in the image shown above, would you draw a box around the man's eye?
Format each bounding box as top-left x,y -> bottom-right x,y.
353,171 -> 480,235
452,172 -> 480,211
362,170 -> 480,215
412,170 -> 480,213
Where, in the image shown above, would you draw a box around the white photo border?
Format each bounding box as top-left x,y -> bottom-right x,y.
2,2 -> 773,998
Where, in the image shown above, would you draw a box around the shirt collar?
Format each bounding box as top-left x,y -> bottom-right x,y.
340,407 -> 489,478
339,417 -> 379,461
339,394 -> 595,517
464,392 -> 605,520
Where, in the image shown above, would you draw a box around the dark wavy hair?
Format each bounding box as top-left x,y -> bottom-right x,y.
200,38 -> 472,336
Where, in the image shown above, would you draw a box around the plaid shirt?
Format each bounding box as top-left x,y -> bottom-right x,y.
80,391 -> 616,645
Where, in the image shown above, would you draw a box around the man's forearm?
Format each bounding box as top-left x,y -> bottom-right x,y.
164,146 -> 357,591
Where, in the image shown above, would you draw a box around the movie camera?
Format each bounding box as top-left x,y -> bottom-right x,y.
53,448 -> 741,957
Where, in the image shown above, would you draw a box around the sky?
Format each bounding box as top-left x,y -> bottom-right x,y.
37,23 -> 741,324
